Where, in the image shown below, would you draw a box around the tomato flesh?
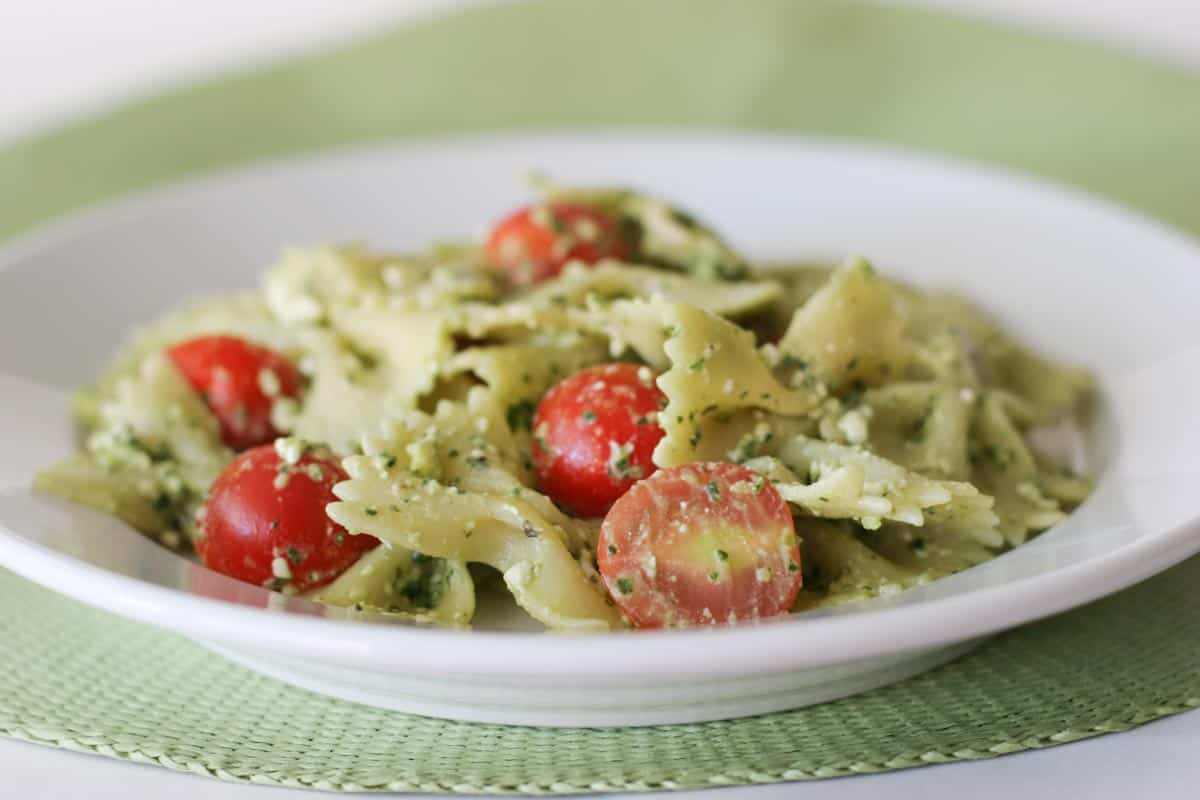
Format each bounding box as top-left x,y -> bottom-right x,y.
167,334 -> 302,450
598,462 -> 801,628
198,444 -> 377,592
485,202 -> 628,286
532,363 -> 666,518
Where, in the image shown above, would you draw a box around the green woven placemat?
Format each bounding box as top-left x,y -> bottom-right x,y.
1,561 -> 1197,793
2,0 -> 1200,793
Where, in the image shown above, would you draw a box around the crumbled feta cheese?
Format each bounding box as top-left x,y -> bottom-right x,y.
257,368 -> 281,398
607,440 -> 643,481
274,437 -> 306,466
573,217 -> 600,241
381,265 -> 404,288
271,556 -> 293,580
837,409 -> 869,445
270,396 -> 299,432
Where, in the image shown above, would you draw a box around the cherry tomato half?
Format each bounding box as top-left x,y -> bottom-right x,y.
167,334 -> 302,450
598,462 -> 801,628
197,443 -> 377,592
485,202 -> 628,286
531,363 -> 666,518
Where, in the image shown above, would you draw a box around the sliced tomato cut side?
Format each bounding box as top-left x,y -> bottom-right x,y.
598,462 -> 801,628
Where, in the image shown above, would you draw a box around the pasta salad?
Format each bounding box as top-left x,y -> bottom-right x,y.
36,182 -> 1095,631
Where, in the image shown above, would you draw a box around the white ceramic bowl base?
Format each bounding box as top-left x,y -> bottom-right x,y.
203,638 -> 982,726
1,133 -> 1198,727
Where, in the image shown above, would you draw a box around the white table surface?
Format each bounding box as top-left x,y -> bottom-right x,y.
2,1 -> 1198,797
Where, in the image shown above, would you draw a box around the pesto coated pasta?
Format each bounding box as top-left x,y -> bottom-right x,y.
36,182 -> 1094,630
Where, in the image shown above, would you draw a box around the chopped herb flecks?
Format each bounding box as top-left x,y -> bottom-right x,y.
505,400 -> 537,433
607,441 -> 643,481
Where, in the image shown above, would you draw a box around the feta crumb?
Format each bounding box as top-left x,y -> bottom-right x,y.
274,437 -> 306,466
837,409 -> 869,445
755,567 -> 772,583
257,368 -> 281,398
637,366 -> 654,387
381,265 -> 404,288
270,396 -> 299,432
271,557 -> 293,580
607,440 -> 643,481
573,217 -> 599,241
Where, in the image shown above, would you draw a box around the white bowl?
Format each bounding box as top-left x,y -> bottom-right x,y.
1,133 -> 1198,727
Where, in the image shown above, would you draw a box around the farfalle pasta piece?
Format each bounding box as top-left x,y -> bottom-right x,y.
864,382 -> 972,480
442,334 -> 610,423
264,244 -> 497,324
309,544 -> 476,626
778,258 -> 912,391
654,304 -> 822,467
770,437 -> 1001,546
969,392 -> 1071,546
39,353 -> 232,544
328,394 -> 616,630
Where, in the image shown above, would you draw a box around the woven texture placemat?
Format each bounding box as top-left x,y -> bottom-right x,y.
2,0 -> 1200,793
1,560 -> 1197,793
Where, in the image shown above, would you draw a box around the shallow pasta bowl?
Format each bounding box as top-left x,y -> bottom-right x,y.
1,132 -> 1199,727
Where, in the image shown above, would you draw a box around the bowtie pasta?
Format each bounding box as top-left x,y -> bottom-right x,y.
37,183 -> 1094,630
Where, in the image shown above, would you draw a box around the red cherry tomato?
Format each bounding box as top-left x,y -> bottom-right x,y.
598,462 -> 801,628
531,363 -> 666,518
485,202 -> 628,286
197,444 -> 377,592
167,335 -> 302,450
